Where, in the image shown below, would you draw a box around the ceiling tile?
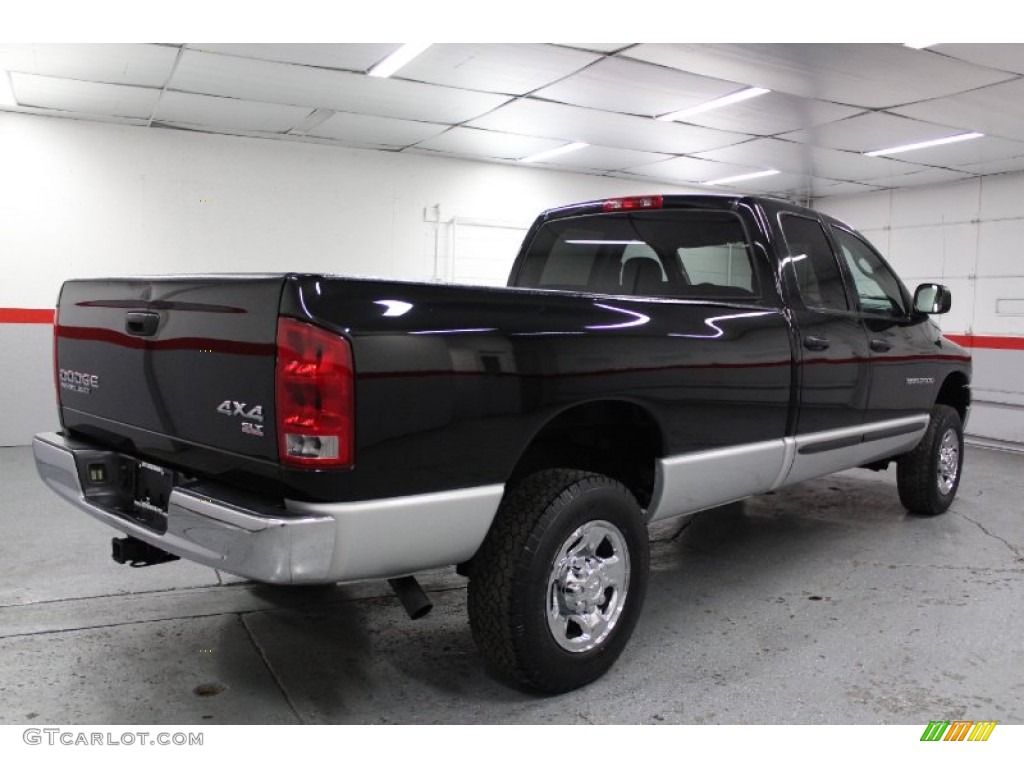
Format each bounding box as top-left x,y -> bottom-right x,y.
396,44 -> 600,95
695,138 -> 928,182
412,127 -> 563,160
553,44 -> 634,54
185,43 -> 401,72
152,91 -> 314,133
169,49 -> 510,123
0,44 -> 179,88
808,180 -> 888,198
865,167 -> 975,189
11,73 -> 160,119
781,111 -> 965,153
309,112 -> 449,148
956,155 -> 1024,176
890,79 -> 1024,143
624,43 -> 1014,109
622,156 -> 766,184
467,98 -> 752,155
534,57 -> 738,116
678,92 -> 863,136
929,44 -> 1024,76
532,145 -> 675,172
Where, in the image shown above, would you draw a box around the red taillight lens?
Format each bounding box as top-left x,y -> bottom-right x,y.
603,195 -> 663,212
275,317 -> 354,468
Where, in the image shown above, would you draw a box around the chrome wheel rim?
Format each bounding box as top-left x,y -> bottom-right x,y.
937,428 -> 960,495
546,520 -> 630,653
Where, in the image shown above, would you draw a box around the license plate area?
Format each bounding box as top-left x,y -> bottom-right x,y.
130,461 -> 173,533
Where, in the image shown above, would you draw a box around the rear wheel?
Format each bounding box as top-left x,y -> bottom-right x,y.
467,469 -> 649,693
897,404 -> 964,515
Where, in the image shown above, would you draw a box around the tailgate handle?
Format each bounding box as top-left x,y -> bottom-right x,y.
125,311 -> 160,337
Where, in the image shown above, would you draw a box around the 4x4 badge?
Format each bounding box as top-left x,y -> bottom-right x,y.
216,400 -> 264,422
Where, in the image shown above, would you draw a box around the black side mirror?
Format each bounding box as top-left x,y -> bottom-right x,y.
913,283 -> 952,315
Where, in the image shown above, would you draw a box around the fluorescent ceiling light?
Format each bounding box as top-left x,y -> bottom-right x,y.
0,72 -> 16,107
703,169 -> 780,186
520,142 -> 589,163
368,43 -> 432,78
864,132 -> 984,157
657,87 -> 770,122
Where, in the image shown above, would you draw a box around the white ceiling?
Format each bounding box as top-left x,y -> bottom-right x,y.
3,42 -> 1024,201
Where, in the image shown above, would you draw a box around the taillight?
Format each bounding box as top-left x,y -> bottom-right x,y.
603,195 -> 663,212
275,317 -> 354,469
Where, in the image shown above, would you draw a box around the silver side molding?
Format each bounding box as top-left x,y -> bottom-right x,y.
782,415 -> 929,487
648,439 -> 788,521
648,415 -> 929,522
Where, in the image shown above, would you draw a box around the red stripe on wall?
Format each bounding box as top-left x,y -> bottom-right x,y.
0,308 -> 55,324
946,334 -> 1024,351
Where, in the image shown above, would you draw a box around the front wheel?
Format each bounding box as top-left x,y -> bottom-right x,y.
467,469 -> 649,693
897,404 -> 965,515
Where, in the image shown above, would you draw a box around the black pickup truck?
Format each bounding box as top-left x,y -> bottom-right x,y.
34,194 -> 971,693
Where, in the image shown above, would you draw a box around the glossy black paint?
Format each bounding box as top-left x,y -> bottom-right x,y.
55,196 -> 971,504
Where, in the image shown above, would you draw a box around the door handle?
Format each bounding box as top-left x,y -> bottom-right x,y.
125,311 -> 160,337
870,339 -> 892,353
803,335 -> 830,351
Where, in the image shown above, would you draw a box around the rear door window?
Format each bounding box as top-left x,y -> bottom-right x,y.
778,214 -> 850,312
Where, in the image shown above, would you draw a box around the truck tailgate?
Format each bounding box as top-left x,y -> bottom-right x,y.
56,276 -> 285,463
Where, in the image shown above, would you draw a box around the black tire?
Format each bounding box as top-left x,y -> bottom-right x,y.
467,469 -> 649,694
897,404 -> 964,516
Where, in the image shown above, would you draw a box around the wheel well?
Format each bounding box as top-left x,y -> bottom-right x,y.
936,372 -> 970,422
507,401 -> 663,508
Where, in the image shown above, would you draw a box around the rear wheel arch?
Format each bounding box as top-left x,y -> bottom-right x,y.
505,399 -> 664,509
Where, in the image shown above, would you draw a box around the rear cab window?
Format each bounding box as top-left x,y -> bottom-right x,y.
513,210 -> 763,302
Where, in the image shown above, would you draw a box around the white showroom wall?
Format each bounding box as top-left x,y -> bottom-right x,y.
818,175 -> 1024,448
0,111 -> 694,446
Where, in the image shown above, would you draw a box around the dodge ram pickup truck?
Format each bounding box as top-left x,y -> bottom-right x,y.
34,194 -> 971,693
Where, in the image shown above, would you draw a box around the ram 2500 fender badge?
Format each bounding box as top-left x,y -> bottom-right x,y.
217,400 -> 265,437
906,377 -> 936,386
59,368 -> 100,393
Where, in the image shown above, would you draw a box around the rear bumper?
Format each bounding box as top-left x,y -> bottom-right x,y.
32,432 -> 503,585
33,432 -> 336,584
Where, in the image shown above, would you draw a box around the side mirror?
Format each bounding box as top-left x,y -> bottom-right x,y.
913,283 -> 952,315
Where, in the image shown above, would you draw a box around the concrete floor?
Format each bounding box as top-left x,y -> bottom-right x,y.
1,444 -> 1021,725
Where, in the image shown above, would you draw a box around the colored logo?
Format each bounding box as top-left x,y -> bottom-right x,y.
921,721 -> 997,742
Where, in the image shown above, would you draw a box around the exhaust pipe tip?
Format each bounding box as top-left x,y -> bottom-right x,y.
388,576 -> 433,620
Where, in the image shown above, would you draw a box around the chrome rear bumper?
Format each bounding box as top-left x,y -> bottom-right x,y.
32,432 -> 335,584
33,431 -> 503,585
